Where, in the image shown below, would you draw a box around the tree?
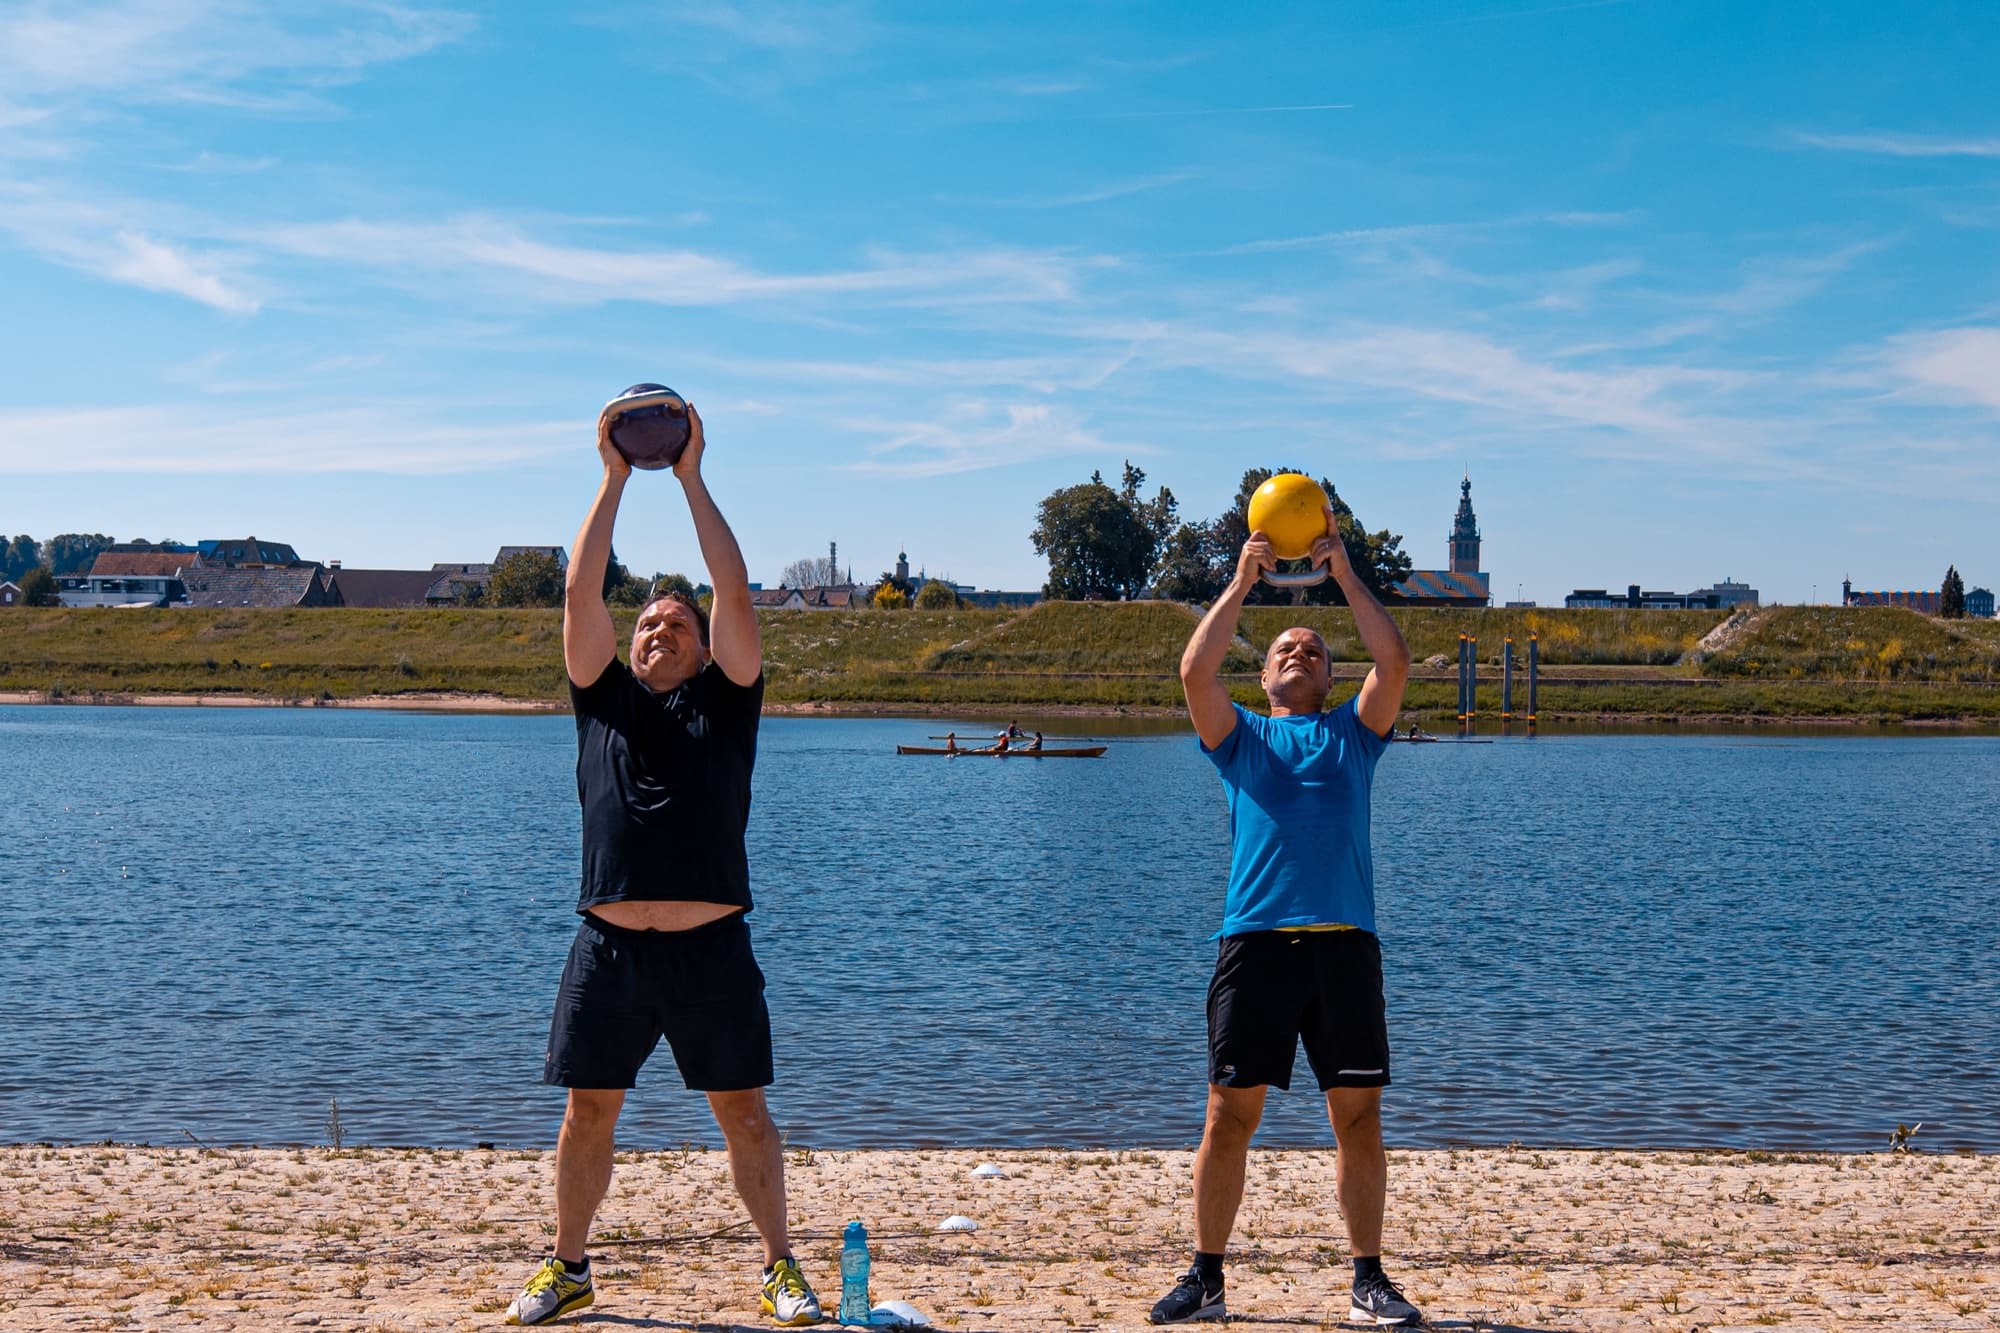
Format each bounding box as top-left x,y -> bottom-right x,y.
915,579 -> 962,609
1030,463 -> 1170,600
17,566 -> 59,607
781,554 -> 842,588
1941,565 -> 1967,619
641,571 -> 696,604
1152,520 -> 1230,603
601,548 -> 661,606
44,533 -> 114,576
486,551 -> 566,608
872,581 -> 910,609
1,535 -> 39,582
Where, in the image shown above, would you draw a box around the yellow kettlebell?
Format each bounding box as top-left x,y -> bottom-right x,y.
1246,473 -> 1331,560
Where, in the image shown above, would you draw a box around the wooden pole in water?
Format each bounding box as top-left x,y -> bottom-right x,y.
1503,634 -> 1514,724
1528,630 -> 1539,734
1468,635 -> 1479,727
1456,633 -> 1468,731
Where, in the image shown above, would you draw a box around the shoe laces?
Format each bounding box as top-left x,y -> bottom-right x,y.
1359,1269 -> 1405,1301
769,1258 -> 810,1297
525,1259 -> 568,1295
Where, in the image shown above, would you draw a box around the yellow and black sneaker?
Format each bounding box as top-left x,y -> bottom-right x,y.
760,1256 -> 823,1326
505,1256 -> 594,1325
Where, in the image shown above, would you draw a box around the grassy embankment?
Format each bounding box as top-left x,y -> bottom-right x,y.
4,603 -> 1999,723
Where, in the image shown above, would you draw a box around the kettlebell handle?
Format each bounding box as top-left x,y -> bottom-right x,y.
1262,563 -> 1329,589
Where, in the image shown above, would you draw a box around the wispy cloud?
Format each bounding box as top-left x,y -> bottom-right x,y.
106,230 -> 260,312
0,1 -> 475,113
1884,327 -> 2000,410
1220,210 -> 1640,256
0,180 -> 262,311
156,150 -> 279,174
1027,168 -> 1203,209
1098,102 -> 1352,120
1787,130 -> 2000,158
663,0 -> 872,51
841,401 -> 1143,478
0,174 -> 1094,313
0,402 -> 575,474
993,75 -> 1089,98
249,215 -> 1086,307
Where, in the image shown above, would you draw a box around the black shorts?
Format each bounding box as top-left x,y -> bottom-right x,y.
1207,929 -> 1390,1091
543,912 -> 773,1092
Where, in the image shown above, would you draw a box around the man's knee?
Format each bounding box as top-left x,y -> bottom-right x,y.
1327,1089 -> 1382,1141
1202,1089 -> 1263,1150
709,1089 -> 777,1147
563,1089 -> 624,1138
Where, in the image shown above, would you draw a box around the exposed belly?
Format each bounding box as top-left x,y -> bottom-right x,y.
586,900 -> 742,932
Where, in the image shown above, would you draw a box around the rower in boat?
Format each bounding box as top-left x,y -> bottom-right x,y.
1027,731 -> 1044,753
944,730 -> 959,754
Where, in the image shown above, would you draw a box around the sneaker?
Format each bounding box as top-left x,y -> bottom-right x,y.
1349,1268 -> 1423,1327
1149,1265 -> 1226,1324
761,1256 -> 823,1327
505,1257 -> 594,1326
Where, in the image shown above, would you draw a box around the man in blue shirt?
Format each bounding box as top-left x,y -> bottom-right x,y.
1150,508 -> 1420,1328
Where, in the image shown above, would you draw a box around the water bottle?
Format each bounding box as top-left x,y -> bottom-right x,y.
838,1220 -> 871,1325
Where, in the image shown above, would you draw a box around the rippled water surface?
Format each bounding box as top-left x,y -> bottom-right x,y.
3,705 -> 1995,1152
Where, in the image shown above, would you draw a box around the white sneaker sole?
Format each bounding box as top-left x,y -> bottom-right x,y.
1347,1304 -> 1420,1327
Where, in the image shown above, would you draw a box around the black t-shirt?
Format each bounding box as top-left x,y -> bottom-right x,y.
569,656 -> 764,914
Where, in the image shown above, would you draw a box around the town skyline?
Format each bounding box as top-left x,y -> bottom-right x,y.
4,3 -> 1998,604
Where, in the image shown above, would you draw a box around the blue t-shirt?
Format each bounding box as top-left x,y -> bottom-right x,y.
1200,697 -> 1391,937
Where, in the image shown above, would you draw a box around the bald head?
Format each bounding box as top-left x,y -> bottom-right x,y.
1261,626 -> 1333,715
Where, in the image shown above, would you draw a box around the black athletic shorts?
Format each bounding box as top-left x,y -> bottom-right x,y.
543,911 -> 773,1092
1207,928 -> 1390,1091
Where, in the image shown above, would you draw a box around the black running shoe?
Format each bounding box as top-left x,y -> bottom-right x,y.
1349,1269 -> 1423,1327
1149,1265 -> 1225,1324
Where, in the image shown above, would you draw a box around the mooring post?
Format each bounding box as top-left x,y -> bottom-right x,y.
1468,635 -> 1479,727
1503,634 -> 1515,724
1464,632 -> 1480,732
1528,630 -> 1539,735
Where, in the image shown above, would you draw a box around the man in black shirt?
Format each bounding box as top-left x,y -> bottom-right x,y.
505,401 -> 822,1328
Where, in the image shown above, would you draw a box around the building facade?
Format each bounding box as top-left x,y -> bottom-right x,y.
1564,578 -> 1758,610
1841,580 -> 1942,614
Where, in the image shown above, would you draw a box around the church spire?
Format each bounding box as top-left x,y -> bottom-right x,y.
1449,473 -> 1481,575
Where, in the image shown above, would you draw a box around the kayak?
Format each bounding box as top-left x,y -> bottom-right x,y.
895,745 -> 1107,758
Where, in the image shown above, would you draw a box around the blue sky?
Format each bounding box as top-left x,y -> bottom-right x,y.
3,0 -> 1997,602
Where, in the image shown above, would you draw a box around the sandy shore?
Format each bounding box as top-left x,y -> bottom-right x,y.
3,1146 -> 1993,1331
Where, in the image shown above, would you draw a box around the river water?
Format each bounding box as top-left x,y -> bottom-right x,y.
2,705 -> 1994,1153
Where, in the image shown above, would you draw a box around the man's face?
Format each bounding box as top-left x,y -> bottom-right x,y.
1262,628 -> 1331,709
630,597 -> 708,691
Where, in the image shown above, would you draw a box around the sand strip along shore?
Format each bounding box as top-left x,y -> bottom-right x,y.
2,1146 -> 1994,1331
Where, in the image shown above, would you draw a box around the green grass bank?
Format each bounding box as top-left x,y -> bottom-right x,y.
3,603 -> 1998,725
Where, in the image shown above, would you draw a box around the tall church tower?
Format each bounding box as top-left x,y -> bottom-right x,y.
1449,473 -> 1481,575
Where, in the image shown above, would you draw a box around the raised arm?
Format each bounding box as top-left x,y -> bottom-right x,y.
563,413 -> 630,688
1180,533 -> 1273,749
1310,507 -> 1409,738
672,404 -> 761,687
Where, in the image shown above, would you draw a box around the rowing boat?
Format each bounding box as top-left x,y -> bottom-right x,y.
895,744 -> 1107,758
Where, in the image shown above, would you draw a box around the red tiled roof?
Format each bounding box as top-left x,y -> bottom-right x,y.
1394,570 -> 1491,603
